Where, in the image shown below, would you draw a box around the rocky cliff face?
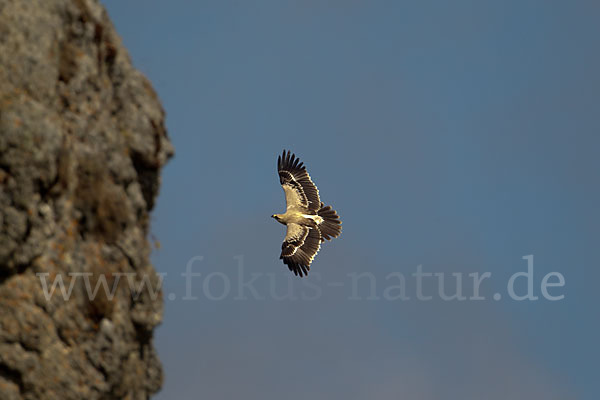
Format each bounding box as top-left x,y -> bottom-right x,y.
0,0 -> 173,398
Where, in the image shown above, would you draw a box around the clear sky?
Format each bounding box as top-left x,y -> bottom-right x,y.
102,1 -> 598,399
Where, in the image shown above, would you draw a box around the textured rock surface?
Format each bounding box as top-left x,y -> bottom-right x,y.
0,0 -> 173,398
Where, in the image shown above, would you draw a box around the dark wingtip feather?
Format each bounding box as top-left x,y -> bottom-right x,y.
277,149 -> 307,173
283,257 -> 311,278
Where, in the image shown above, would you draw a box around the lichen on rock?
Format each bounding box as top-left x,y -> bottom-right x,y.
0,0 -> 173,398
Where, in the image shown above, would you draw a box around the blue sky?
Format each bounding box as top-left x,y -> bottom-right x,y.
103,1 -> 598,398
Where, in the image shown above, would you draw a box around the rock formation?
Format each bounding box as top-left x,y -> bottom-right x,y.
0,0 -> 173,398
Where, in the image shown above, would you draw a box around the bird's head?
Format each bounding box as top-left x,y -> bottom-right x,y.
271,214 -> 282,222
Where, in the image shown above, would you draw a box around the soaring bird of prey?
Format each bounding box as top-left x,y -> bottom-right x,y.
272,150 -> 342,277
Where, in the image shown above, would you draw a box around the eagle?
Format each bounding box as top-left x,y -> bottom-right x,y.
272,150 -> 342,277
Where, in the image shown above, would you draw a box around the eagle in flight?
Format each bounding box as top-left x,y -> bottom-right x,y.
272,150 -> 342,277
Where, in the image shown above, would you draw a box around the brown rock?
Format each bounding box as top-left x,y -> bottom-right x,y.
0,0 -> 173,398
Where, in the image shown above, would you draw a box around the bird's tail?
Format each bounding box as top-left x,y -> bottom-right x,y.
318,202 -> 342,241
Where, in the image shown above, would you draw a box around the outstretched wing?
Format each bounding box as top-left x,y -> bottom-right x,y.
280,223 -> 322,277
278,150 -> 321,212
